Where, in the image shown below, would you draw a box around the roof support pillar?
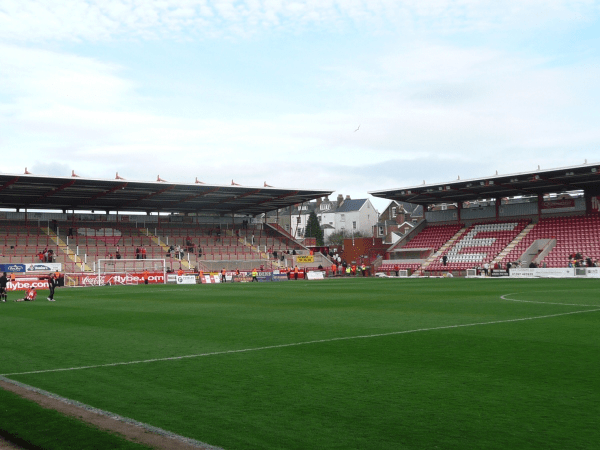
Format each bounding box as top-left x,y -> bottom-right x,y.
537,193 -> 543,219
495,198 -> 500,220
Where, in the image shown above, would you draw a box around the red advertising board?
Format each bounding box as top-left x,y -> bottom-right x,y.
8,277 -> 50,291
542,199 -> 575,209
79,272 -> 164,286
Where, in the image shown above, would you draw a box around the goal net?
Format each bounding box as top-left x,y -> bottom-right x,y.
397,269 -> 409,278
97,258 -> 166,285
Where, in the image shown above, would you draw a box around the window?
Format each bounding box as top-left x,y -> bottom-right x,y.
391,207 -> 397,217
379,226 -> 384,236
297,217 -> 302,224
340,214 -> 345,222
353,221 -> 357,230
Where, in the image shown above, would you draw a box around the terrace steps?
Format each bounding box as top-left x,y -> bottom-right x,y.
411,226 -> 468,276
45,228 -> 91,271
492,223 -> 535,265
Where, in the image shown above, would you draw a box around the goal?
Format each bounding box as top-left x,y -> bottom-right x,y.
97,258 -> 166,285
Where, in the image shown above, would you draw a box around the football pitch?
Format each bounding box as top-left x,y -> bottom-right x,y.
1,278 -> 599,450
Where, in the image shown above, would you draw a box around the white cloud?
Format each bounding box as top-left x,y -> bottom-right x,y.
1,24 -> 599,204
1,0 -> 598,42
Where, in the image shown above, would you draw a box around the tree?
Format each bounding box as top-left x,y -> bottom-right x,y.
304,211 -> 324,246
326,229 -> 364,246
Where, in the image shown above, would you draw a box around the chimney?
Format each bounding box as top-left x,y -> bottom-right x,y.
316,197 -> 322,206
346,195 -> 351,200
337,194 -> 344,207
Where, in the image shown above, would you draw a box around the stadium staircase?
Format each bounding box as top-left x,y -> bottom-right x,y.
147,229 -> 194,271
491,223 -> 535,267
44,228 -> 92,272
411,226 -> 468,276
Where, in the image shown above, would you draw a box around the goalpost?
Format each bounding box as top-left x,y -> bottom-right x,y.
97,259 -> 167,285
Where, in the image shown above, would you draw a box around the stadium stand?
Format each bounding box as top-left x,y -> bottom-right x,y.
499,214 -> 600,268
425,220 -> 530,271
401,223 -> 463,252
0,219 -> 306,273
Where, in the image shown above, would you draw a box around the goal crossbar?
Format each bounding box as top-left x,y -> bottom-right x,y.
97,258 -> 166,284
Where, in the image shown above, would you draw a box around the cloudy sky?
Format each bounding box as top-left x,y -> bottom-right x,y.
1,1 -> 600,212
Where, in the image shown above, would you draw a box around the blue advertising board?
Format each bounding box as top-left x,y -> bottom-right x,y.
0,263 -> 26,273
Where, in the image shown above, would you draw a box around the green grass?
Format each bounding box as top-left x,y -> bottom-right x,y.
0,388 -> 152,450
1,278 -> 599,449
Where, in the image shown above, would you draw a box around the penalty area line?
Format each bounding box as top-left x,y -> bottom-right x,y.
3,307 -> 600,378
501,293 -> 600,307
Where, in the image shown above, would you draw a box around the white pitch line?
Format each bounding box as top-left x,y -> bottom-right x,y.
3,307 -> 599,377
500,293 -> 600,307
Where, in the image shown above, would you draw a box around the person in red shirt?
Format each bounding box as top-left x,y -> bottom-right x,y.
221,268 -> 226,283
143,270 -> 149,285
177,268 -> 184,276
294,266 -> 299,280
16,287 -> 37,302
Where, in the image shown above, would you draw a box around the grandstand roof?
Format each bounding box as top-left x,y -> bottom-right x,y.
369,163 -> 600,206
0,173 -> 334,216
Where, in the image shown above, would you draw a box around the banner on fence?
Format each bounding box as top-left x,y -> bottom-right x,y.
0,264 -> 26,273
542,199 -> 575,209
177,275 -> 196,285
306,271 -> 325,280
8,277 -> 50,291
297,256 -> 314,263
490,270 -> 510,277
79,272 -> 164,286
200,274 -> 221,284
585,267 -> 600,278
510,268 -> 575,278
26,263 -> 62,272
